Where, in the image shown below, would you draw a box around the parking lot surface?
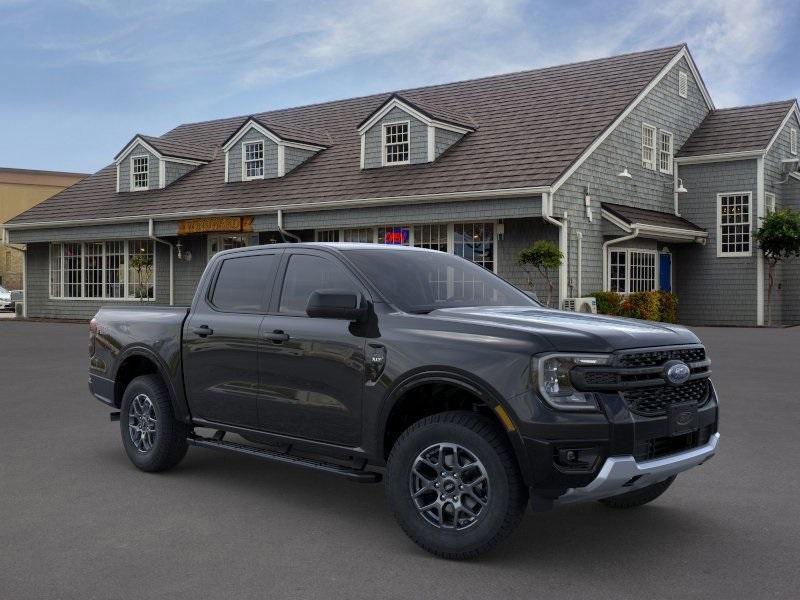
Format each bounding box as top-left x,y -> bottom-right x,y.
1,321 -> 798,599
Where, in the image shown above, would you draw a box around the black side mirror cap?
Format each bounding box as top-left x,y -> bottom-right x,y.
306,290 -> 367,321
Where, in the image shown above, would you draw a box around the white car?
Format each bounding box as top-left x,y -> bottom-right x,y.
0,285 -> 13,311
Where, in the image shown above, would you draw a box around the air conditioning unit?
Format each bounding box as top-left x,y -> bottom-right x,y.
563,297 -> 597,313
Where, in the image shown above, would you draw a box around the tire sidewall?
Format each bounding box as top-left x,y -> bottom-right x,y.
387,419 -> 513,556
120,376 -> 170,470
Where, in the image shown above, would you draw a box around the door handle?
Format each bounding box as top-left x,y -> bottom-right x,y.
264,329 -> 290,343
192,325 -> 214,337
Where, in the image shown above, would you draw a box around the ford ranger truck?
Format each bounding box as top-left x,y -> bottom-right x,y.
89,243 -> 719,559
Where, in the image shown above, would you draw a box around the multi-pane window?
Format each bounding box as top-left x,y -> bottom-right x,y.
454,222 -> 494,272
315,229 -> 340,242
413,224 -> 448,252
608,249 -> 656,293
718,193 -> 752,256
342,228 -> 374,243
678,70 -> 688,98
383,122 -> 410,165
131,156 -> 149,190
642,123 -> 656,170
791,128 -> 797,155
766,192 -> 776,215
244,141 -> 264,179
659,131 -> 674,174
49,240 -> 155,300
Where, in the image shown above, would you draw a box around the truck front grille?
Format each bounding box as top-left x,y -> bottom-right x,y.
634,425 -> 714,461
617,347 -> 706,368
622,378 -> 710,416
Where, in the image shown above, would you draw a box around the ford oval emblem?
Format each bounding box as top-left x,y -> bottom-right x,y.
675,411 -> 694,426
664,360 -> 691,385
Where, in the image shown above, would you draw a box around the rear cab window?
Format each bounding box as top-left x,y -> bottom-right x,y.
210,252 -> 280,313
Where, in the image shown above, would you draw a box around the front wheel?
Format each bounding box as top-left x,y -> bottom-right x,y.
386,411 -> 528,560
120,374 -> 189,472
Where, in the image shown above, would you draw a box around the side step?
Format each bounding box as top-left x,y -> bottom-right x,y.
186,435 -> 381,483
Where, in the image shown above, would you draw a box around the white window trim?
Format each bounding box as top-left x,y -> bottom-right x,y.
48,240 -> 156,301
381,120 -> 411,167
659,130 -> 674,174
678,70 -> 688,99
206,233 -> 250,260
130,155 -> 150,191
606,248 -> 659,293
716,191 -> 753,258
790,127 -> 797,155
642,123 -> 657,171
241,140 -> 266,181
313,221 -> 499,274
765,192 -> 776,214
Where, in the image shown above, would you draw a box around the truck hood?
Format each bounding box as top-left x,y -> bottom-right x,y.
428,306 -> 700,353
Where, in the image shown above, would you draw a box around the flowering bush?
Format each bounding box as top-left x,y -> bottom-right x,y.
589,290 -> 678,323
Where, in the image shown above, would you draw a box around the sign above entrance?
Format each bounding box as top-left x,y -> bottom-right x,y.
177,216 -> 254,235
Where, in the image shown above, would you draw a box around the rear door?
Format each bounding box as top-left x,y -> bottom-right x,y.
183,249 -> 282,428
257,250 -> 367,446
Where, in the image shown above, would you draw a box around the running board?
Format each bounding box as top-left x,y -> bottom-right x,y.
186,435 -> 381,483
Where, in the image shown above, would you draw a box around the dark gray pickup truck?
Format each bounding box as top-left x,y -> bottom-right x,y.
89,242 -> 719,559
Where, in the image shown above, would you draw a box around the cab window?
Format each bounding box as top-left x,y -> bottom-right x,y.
278,254 -> 359,315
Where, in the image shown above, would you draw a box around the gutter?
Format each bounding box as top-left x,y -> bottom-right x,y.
148,219 -> 174,306
3,185 -> 553,231
602,228 -> 640,291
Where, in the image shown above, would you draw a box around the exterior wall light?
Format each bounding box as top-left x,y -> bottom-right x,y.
617,167 -> 632,179
676,178 -> 688,193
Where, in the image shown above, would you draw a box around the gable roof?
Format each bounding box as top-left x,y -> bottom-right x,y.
356,93 -> 475,132
677,100 -> 798,158
221,116 -> 331,150
602,202 -> 705,233
10,45 -> 690,226
115,134 -> 216,163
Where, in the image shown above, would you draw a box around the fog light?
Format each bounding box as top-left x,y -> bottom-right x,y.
556,447 -> 601,471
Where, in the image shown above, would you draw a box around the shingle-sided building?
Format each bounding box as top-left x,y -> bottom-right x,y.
4,44 -> 800,325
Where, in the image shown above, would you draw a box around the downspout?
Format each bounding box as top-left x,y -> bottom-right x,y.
541,192 -> 567,307
277,209 -> 301,243
673,161 -> 681,216
576,231 -> 583,297
602,228 -> 639,291
148,219 -> 174,306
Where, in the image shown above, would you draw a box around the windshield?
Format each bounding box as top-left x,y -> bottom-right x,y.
341,249 -> 538,313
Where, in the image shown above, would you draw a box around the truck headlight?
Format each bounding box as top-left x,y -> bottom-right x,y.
532,354 -> 611,412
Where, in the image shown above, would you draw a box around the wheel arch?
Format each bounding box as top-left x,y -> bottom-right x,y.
113,346 -> 191,423
377,368 -> 532,479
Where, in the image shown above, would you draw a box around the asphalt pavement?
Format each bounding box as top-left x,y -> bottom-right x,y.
0,320 -> 797,599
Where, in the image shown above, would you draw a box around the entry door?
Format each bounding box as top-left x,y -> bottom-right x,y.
659,252 -> 672,292
183,250 -> 281,428
257,250 -> 367,447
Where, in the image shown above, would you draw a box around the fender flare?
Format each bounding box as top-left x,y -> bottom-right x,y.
376,367 -> 532,479
113,345 -> 191,423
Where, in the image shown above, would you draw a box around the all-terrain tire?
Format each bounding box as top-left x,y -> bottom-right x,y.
386,411 -> 528,560
120,374 -> 189,472
598,475 -> 676,509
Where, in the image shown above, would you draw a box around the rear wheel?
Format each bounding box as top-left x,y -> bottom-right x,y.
120,374 -> 189,472
598,475 -> 676,509
386,411 -> 528,560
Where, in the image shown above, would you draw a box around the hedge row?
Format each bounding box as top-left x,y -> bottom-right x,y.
589,290 -> 678,323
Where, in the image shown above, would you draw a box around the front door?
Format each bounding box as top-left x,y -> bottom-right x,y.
183,249 -> 281,428
257,250 -> 367,447
659,252 -> 672,292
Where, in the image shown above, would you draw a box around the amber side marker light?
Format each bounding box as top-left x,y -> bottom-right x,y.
494,405 -> 516,432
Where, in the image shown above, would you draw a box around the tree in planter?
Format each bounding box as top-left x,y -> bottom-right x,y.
518,240 -> 563,307
129,251 -> 154,301
754,208 -> 800,326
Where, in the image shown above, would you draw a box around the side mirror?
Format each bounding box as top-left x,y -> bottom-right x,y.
306,289 -> 367,321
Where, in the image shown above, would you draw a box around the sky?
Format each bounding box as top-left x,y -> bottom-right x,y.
1,0 -> 798,173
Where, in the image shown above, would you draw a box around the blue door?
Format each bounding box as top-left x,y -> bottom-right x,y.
659,253 -> 672,292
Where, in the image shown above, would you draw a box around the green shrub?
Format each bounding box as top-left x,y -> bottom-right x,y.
657,291 -> 678,323
589,291 -> 623,315
622,291 -> 661,321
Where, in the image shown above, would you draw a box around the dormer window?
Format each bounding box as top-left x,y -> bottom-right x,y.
131,156 -> 149,190
243,141 -> 265,179
383,122 -> 410,165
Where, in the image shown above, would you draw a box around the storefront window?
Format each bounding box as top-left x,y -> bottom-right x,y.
608,249 -> 657,293
207,234 -> 248,258
454,222 -> 494,272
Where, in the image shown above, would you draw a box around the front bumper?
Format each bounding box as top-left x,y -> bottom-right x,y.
556,432 -> 720,504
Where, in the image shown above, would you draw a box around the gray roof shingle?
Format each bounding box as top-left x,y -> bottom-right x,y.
677,100 -> 797,157
603,202 -> 705,232
11,45 -> 686,225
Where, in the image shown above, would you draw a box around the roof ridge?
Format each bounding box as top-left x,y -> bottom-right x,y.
712,99 -> 797,112
166,44 -> 686,134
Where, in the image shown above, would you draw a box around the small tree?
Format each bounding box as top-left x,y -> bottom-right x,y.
754,208 -> 800,326
518,240 -> 563,307
129,252 -> 153,301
